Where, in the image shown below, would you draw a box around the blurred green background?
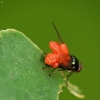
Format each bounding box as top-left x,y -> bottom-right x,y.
0,0 -> 100,100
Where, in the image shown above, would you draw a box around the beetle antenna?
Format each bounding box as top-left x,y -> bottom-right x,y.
52,22 -> 64,43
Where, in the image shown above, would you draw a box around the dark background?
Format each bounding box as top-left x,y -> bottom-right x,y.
0,0 -> 100,100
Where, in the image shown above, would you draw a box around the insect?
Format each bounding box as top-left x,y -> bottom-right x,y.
43,22 -> 82,84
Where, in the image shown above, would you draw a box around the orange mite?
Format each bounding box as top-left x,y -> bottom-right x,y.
45,41 -> 70,68
44,22 -> 82,81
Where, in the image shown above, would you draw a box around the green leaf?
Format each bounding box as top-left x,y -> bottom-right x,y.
0,29 -> 85,100
0,29 -> 65,100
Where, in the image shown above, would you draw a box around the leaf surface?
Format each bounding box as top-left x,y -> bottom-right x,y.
0,29 -> 65,100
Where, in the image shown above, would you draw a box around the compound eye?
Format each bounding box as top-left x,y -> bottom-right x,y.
78,63 -> 82,72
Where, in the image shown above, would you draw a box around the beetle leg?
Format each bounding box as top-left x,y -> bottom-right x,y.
49,69 -> 57,77
57,69 -> 63,71
42,67 -> 52,70
43,51 -> 47,56
49,69 -> 63,77
66,72 -> 73,86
